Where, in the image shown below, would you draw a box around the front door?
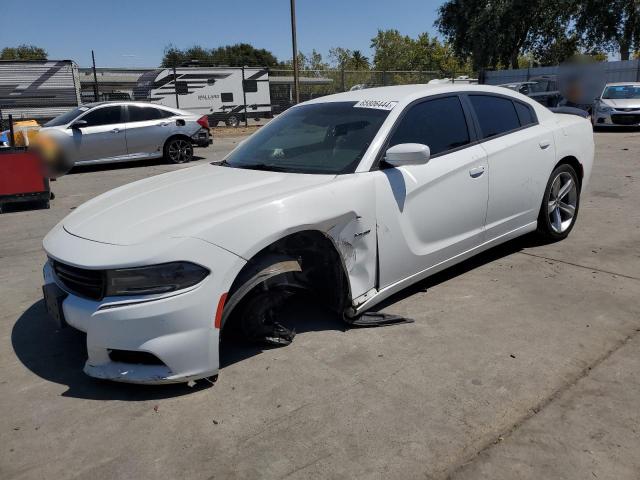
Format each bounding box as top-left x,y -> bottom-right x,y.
69,105 -> 127,163
375,95 -> 489,288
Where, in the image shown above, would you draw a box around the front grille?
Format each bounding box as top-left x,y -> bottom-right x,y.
611,114 -> 640,125
52,260 -> 105,300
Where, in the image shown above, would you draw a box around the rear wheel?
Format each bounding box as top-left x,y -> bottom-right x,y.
537,164 -> 580,240
164,137 -> 193,164
225,115 -> 239,127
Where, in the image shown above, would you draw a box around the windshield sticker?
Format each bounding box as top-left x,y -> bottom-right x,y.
353,100 -> 398,110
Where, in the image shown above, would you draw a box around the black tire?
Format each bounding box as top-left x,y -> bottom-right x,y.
163,137 -> 193,164
537,163 -> 580,241
225,115 -> 239,127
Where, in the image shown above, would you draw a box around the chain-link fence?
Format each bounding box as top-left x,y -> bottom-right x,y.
268,69 -> 453,113
1,60 -> 473,132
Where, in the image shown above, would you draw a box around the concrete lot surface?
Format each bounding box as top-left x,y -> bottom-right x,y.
1,131 -> 639,479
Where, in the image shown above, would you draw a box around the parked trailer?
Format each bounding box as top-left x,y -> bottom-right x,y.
134,67 -> 272,126
0,60 -> 81,123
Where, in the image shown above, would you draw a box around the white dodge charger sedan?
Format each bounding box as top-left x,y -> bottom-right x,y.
42,84 -> 594,384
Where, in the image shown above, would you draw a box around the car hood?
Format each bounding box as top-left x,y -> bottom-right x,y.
63,164 -> 335,246
601,98 -> 640,109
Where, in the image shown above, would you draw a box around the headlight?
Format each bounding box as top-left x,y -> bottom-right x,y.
105,262 -> 209,297
598,104 -> 613,113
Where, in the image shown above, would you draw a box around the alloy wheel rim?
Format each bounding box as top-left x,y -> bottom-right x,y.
548,172 -> 578,233
169,140 -> 193,163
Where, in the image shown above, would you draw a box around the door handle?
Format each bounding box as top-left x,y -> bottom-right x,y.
160,122 -> 170,127
111,128 -> 121,133
469,166 -> 485,178
539,140 -> 551,149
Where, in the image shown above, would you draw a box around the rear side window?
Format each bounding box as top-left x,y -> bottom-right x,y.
469,95 -> 521,139
221,92 -> 234,103
128,106 -> 164,122
81,106 -> 122,127
528,81 -> 549,93
514,101 -> 536,126
389,96 -> 470,156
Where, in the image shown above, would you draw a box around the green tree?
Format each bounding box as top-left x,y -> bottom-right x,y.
328,47 -> 353,69
437,0 -> 574,69
369,29 -> 470,75
370,29 -> 414,70
306,49 -> 329,70
161,43 -> 279,67
530,34 -> 580,66
350,50 -> 370,70
574,0 -> 640,61
0,44 -> 47,60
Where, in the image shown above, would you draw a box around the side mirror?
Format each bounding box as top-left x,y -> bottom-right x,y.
384,143 -> 431,167
70,120 -> 87,129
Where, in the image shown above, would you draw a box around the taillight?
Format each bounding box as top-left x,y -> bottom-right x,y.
197,115 -> 209,129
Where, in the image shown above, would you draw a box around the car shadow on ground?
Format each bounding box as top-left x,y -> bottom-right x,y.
11,233 -> 547,401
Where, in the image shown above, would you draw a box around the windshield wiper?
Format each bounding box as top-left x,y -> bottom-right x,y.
234,163 -> 292,172
212,159 -> 232,167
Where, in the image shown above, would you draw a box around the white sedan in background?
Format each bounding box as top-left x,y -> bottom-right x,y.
42,84 -> 594,384
592,82 -> 640,127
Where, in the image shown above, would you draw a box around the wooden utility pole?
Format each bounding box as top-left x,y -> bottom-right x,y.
290,0 -> 300,104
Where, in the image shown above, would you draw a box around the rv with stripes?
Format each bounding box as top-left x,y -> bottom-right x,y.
0,60 -> 81,123
134,67 -> 272,126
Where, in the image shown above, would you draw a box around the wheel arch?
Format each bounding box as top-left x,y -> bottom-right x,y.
220,229 -> 352,329
163,133 -> 193,149
554,155 -> 584,189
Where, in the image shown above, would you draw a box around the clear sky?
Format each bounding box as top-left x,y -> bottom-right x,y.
1,0 -> 445,68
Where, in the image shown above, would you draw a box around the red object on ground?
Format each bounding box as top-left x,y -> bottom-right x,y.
0,149 -> 49,210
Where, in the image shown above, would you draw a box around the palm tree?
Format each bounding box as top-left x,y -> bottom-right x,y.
351,50 -> 370,70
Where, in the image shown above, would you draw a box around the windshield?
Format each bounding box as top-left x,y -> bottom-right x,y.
602,85 -> 640,100
222,101 -> 390,174
44,106 -> 90,127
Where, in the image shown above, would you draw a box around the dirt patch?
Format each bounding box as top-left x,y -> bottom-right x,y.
211,125 -> 262,138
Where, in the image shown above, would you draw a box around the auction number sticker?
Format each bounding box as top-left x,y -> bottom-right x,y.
353,100 -> 398,110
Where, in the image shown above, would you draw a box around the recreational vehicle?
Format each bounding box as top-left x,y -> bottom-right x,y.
134,67 -> 272,126
0,60 -> 81,123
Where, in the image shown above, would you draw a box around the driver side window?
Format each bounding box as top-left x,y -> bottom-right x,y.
389,96 -> 470,156
81,106 -> 123,127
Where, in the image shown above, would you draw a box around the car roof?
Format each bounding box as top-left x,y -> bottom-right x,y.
303,83 -> 531,104
82,101 -> 181,111
80,101 -> 186,115
604,82 -> 640,87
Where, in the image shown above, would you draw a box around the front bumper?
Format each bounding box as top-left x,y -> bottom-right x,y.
42,232 -> 245,384
594,111 -> 640,127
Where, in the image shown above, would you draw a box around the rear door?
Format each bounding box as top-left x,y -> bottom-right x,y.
467,94 -> 554,240
70,105 -> 127,163
124,105 -> 176,157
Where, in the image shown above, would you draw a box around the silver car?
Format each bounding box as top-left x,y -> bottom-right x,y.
40,102 -> 211,166
592,82 -> 640,127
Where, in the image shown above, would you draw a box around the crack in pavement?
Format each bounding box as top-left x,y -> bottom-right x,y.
442,327 -> 640,480
517,251 -> 640,281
